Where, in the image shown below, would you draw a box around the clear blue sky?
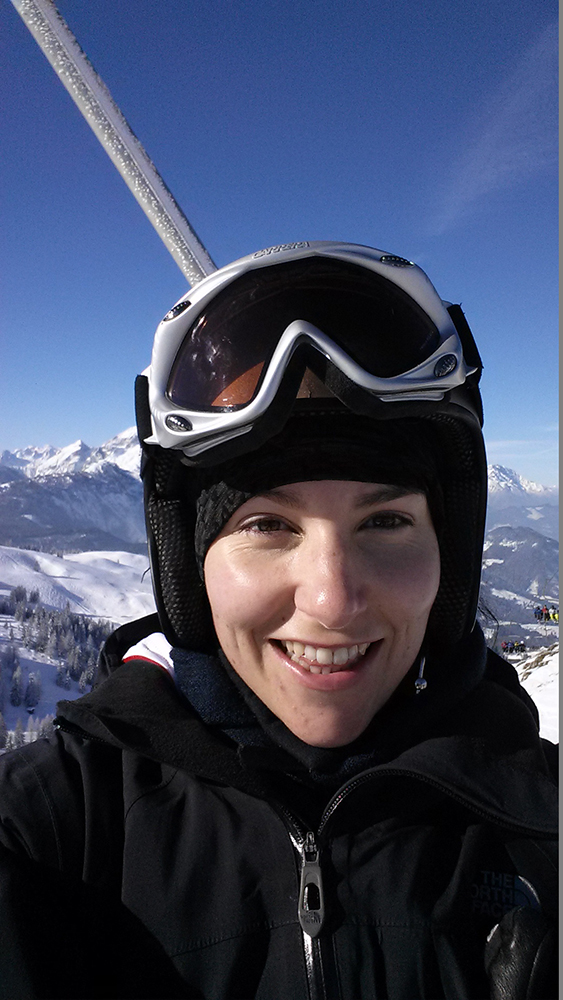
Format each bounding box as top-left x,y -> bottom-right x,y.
1,0 -> 558,484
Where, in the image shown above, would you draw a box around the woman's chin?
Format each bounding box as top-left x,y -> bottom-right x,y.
282,712 -> 372,749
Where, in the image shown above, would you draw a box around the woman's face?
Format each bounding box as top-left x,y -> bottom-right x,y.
204,480 -> 440,747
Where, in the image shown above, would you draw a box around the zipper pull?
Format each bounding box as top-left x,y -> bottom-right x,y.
298,832 -> 325,937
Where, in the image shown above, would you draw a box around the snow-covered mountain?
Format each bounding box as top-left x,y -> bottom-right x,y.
487,464 -> 558,501
486,464 -> 559,540
0,427 -> 141,480
0,464 -> 145,553
479,525 -> 559,648
482,526 -> 558,599
0,429 -> 144,553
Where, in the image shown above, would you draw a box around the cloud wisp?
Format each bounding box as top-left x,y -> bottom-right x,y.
432,23 -> 558,234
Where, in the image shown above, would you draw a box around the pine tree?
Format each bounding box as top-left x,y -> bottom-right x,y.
14,601 -> 27,622
68,645 -> 82,681
1,645 -> 19,675
45,632 -> 59,660
38,715 -> 55,740
13,719 -> 25,748
25,716 -> 38,742
25,672 -> 42,709
10,665 -> 23,707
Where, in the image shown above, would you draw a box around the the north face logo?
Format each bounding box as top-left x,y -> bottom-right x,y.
471,871 -> 540,919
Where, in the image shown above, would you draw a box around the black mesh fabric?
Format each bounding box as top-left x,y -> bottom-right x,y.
424,413 -> 486,642
141,406 -> 486,653
145,466 -> 214,650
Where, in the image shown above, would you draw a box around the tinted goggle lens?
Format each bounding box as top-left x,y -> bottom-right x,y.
166,258 -> 441,411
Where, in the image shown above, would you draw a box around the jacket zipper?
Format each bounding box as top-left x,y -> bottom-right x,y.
298,831 -> 325,937
273,802 -> 335,1000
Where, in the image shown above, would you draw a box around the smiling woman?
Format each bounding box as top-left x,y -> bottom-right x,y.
0,242 -> 557,1000
204,481 -> 440,747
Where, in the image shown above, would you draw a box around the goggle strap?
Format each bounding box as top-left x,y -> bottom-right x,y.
447,305 -> 483,374
135,374 -> 152,444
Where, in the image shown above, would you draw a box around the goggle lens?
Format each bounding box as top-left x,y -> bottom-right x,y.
166,258 -> 440,411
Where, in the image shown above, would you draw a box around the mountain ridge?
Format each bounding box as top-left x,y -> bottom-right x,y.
0,428 -> 141,480
1,428 -> 559,500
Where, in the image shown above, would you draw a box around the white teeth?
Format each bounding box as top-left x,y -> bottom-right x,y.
279,639 -> 372,672
333,646 -> 349,665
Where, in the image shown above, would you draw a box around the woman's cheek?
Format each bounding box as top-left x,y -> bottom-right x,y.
206,548 -> 284,629
368,542 -> 440,612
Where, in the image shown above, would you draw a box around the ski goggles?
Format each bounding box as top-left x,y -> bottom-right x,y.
144,254 -> 481,457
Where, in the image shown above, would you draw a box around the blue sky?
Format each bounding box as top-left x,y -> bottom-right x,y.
1,0 -> 558,484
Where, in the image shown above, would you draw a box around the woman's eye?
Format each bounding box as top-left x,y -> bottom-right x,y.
243,517 -> 288,534
361,512 -> 412,530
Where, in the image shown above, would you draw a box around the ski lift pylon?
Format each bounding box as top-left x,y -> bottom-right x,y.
9,0 -> 217,286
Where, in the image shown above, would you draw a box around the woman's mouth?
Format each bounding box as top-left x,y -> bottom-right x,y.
276,639 -> 372,674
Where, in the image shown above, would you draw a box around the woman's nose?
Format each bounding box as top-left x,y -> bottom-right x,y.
293,535 -> 368,630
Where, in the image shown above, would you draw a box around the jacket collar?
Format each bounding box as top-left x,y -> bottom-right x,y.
55,618 -> 556,836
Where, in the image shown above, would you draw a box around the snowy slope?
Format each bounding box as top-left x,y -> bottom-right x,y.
515,644 -> 558,744
0,545 -> 155,624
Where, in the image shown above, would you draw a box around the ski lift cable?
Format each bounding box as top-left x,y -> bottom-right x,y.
10,0 -> 217,286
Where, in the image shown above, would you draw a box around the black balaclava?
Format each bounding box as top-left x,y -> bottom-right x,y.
194,409 -> 444,579
170,407 -> 487,811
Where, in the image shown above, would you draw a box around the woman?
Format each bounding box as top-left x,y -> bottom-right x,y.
0,243 -> 557,999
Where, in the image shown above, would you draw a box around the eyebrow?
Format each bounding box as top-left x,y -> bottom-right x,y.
254,484 -> 424,509
354,485 -> 424,507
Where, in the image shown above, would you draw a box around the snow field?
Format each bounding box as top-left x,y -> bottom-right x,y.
0,545 -> 155,623
515,644 -> 559,744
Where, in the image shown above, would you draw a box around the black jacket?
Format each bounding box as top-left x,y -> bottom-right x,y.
0,615 -> 557,1000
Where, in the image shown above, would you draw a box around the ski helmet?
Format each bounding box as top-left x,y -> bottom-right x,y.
135,241 -> 487,652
